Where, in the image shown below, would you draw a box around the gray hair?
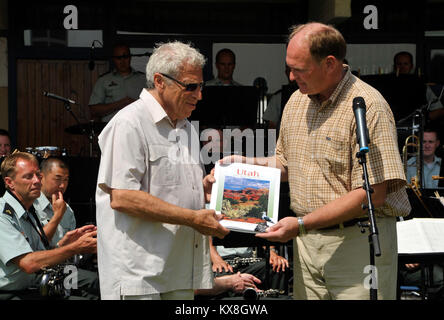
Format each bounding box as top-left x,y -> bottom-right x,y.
145,41 -> 206,89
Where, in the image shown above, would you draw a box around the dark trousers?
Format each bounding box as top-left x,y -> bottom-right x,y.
0,268 -> 100,300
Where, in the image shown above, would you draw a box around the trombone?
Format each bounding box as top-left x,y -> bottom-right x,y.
402,134 -> 421,185
402,133 -> 433,217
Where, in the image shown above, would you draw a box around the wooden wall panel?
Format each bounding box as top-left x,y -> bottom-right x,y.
16,59 -> 109,156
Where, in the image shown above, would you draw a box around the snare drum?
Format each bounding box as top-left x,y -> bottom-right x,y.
33,146 -> 60,158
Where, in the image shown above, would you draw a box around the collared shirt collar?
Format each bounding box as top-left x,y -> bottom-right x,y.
112,67 -> 137,78
206,78 -> 240,86
141,90 -> 187,129
430,156 -> 441,166
308,65 -> 351,111
411,156 -> 442,166
34,192 -> 51,211
216,78 -> 236,86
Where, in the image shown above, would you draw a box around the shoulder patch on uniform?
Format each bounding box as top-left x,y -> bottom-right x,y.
3,203 -> 14,217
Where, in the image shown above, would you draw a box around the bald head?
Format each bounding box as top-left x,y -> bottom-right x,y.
288,23 -> 346,63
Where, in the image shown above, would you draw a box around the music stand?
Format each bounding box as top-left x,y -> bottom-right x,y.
360,74 -> 426,124
406,188 -> 444,219
190,86 -> 260,128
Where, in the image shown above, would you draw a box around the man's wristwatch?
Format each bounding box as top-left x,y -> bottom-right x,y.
297,217 -> 306,236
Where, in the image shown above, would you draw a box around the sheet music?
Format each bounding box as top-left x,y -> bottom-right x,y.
397,218 -> 444,254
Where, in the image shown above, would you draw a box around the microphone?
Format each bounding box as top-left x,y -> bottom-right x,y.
353,96 -> 369,153
43,91 -> 76,104
253,77 -> 268,95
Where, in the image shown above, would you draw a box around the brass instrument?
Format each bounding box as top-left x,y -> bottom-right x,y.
402,134 -> 433,217
402,134 -> 421,185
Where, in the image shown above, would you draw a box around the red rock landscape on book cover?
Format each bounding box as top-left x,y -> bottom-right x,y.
221,175 -> 270,224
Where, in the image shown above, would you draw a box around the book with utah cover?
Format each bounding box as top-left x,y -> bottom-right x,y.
210,162 -> 281,233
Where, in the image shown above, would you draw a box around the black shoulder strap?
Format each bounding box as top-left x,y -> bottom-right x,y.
27,207 -> 51,250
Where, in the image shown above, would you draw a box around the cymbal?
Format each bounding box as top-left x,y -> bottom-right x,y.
65,122 -> 106,135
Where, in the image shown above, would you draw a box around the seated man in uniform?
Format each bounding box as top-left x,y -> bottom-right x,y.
33,157 -> 76,248
0,152 -> 98,300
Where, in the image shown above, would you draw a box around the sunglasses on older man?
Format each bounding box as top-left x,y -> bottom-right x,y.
160,73 -> 204,92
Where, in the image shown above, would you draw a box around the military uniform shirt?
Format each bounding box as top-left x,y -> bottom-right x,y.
33,193 -> 76,247
89,68 -> 146,122
407,156 -> 442,188
0,192 -> 46,291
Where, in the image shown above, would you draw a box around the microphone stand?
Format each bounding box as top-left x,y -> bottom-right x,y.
63,100 -> 82,128
417,100 -> 431,190
396,102 -> 430,189
62,101 -> 95,157
356,149 -> 381,300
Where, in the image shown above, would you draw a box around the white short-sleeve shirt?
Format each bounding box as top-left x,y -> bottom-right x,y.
96,89 -> 213,299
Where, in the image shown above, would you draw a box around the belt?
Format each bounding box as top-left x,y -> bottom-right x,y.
319,217 -> 369,231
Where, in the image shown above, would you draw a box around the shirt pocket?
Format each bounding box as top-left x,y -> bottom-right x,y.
104,82 -> 122,101
149,144 -> 181,186
318,135 -> 349,175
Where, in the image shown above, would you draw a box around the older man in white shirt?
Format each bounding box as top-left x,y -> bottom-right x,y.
96,41 -> 229,300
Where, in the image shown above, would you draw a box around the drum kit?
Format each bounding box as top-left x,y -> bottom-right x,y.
26,121 -> 106,159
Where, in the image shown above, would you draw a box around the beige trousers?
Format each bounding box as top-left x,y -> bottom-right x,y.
293,216 -> 398,300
